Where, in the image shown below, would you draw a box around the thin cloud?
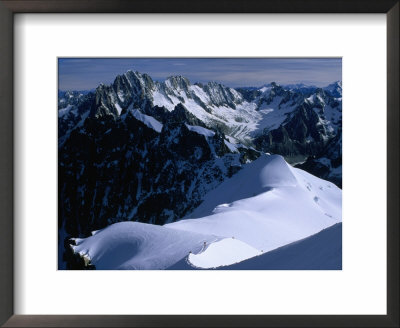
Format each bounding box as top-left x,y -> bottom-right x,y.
58,58 -> 341,90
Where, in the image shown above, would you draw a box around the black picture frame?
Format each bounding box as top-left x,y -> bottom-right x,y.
0,1 -> 398,327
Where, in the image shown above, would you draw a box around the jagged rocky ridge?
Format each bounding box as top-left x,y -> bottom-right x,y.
58,70 -> 342,268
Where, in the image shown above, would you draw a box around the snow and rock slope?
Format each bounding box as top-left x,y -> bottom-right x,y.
70,154 -> 341,270
59,73 -> 342,262
61,71 -> 342,152
59,69 -> 342,269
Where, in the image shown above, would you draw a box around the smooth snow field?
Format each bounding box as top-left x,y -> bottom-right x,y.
71,222 -> 221,270
169,223 -> 342,270
71,154 -> 342,270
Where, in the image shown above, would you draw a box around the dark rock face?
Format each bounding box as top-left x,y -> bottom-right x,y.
58,100 -> 257,268
168,103 -> 205,127
257,83 -> 304,109
202,81 -> 243,108
235,87 -> 262,102
253,86 -> 342,179
254,104 -> 327,158
295,130 -> 342,188
90,71 -> 155,118
58,91 -> 95,146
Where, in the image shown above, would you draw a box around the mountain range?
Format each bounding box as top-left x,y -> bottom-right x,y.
58,70 -> 342,269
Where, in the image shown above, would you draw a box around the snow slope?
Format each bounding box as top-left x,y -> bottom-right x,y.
70,154 -> 341,270
167,154 -> 341,255
223,223 -> 342,270
71,222 -> 220,270
168,223 -> 342,270
185,124 -> 215,138
188,238 -> 262,269
128,108 -> 163,133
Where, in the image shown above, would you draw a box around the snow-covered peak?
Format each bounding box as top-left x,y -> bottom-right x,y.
96,83 -> 107,91
259,155 -> 297,187
91,84 -> 120,117
125,70 -> 145,83
283,83 -> 317,90
181,154 -> 298,219
258,84 -> 273,93
83,69 -> 341,149
323,81 -> 342,97
206,81 -> 223,88
304,88 -> 331,107
202,81 -> 244,107
165,75 -> 191,91
167,155 -> 341,261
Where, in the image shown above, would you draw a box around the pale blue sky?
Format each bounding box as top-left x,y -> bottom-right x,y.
58,58 -> 342,91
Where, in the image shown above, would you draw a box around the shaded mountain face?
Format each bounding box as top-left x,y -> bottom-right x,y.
251,85 -> 342,163
58,70 -> 342,267
294,130 -> 342,188
59,110 -> 258,237
323,81 -> 342,98
58,91 -> 95,146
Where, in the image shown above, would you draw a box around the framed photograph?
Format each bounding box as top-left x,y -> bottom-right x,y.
58,57 -> 343,271
0,0 -> 398,327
